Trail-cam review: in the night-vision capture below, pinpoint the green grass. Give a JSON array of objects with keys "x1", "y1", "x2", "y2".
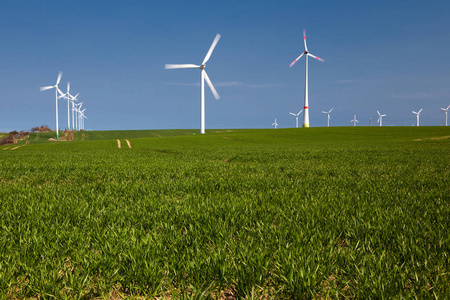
[{"x1": 0, "y1": 127, "x2": 449, "y2": 299}]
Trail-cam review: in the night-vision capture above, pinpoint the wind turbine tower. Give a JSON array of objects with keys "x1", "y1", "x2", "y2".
[
  {"x1": 165, "y1": 34, "x2": 221, "y2": 134},
  {"x1": 441, "y1": 105, "x2": 450, "y2": 126},
  {"x1": 289, "y1": 110, "x2": 303, "y2": 128},
  {"x1": 321, "y1": 108, "x2": 333, "y2": 127},
  {"x1": 40, "y1": 72, "x2": 63, "y2": 139},
  {"x1": 377, "y1": 110, "x2": 386, "y2": 127},
  {"x1": 412, "y1": 109, "x2": 423, "y2": 126},
  {"x1": 272, "y1": 118, "x2": 279, "y2": 129},
  {"x1": 71, "y1": 93, "x2": 79, "y2": 130},
  {"x1": 350, "y1": 114, "x2": 358, "y2": 126},
  {"x1": 289, "y1": 29, "x2": 324, "y2": 128}
]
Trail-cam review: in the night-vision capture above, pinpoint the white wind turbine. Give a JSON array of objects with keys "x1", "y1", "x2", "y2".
[
  {"x1": 79, "y1": 108, "x2": 87, "y2": 130},
  {"x1": 441, "y1": 105, "x2": 450, "y2": 126},
  {"x1": 289, "y1": 110, "x2": 303, "y2": 128},
  {"x1": 165, "y1": 34, "x2": 221, "y2": 134},
  {"x1": 70, "y1": 93, "x2": 79, "y2": 130},
  {"x1": 412, "y1": 109, "x2": 423, "y2": 126},
  {"x1": 272, "y1": 118, "x2": 279, "y2": 129},
  {"x1": 289, "y1": 29, "x2": 324, "y2": 128},
  {"x1": 350, "y1": 114, "x2": 358, "y2": 126},
  {"x1": 57, "y1": 82, "x2": 73, "y2": 130},
  {"x1": 40, "y1": 72, "x2": 63, "y2": 139},
  {"x1": 377, "y1": 110, "x2": 386, "y2": 127},
  {"x1": 321, "y1": 108, "x2": 333, "y2": 127},
  {"x1": 73, "y1": 102, "x2": 83, "y2": 130}
]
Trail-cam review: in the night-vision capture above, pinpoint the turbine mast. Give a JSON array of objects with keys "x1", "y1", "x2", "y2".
[
  {"x1": 200, "y1": 69, "x2": 205, "y2": 134},
  {"x1": 303, "y1": 54, "x2": 309, "y2": 127}
]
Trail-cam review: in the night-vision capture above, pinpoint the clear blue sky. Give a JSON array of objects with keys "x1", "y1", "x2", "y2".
[{"x1": 1, "y1": 0, "x2": 449, "y2": 132}]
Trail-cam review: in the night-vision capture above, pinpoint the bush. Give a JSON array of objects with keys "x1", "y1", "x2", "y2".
[{"x1": 0, "y1": 134, "x2": 16, "y2": 145}]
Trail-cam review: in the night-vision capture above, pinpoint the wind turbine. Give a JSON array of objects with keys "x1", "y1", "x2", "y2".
[
  {"x1": 73, "y1": 102, "x2": 83, "y2": 130},
  {"x1": 321, "y1": 108, "x2": 333, "y2": 127},
  {"x1": 289, "y1": 110, "x2": 303, "y2": 128},
  {"x1": 412, "y1": 109, "x2": 423, "y2": 126},
  {"x1": 350, "y1": 114, "x2": 358, "y2": 126},
  {"x1": 70, "y1": 92, "x2": 79, "y2": 130},
  {"x1": 289, "y1": 29, "x2": 324, "y2": 128},
  {"x1": 79, "y1": 109, "x2": 87, "y2": 130},
  {"x1": 441, "y1": 105, "x2": 450, "y2": 126},
  {"x1": 165, "y1": 34, "x2": 221, "y2": 134},
  {"x1": 57, "y1": 82, "x2": 72, "y2": 130},
  {"x1": 272, "y1": 118, "x2": 279, "y2": 129},
  {"x1": 40, "y1": 72, "x2": 63, "y2": 139},
  {"x1": 377, "y1": 110, "x2": 386, "y2": 127}
]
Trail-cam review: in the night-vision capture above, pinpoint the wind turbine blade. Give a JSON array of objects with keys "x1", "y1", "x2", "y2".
[
  {"x1": 289, "y1": 112, "x2": 296, "y2": 116},
  {"x1": 412, "y1": 111, "x2": 417, "y2": 114},
  {"x1": 377, "y1": 110, "x2": 381, "y2": 116},
  {"x1": 298, "y1": 110, "x2": 303, "y2": 115},
  {"x1": 58, "y1": 94, "x2": 66, "y2": 100},
  {"x1": 40, "y1": 86, "x2": 54, "y2": 91},
  {"x1": 307, "y1": 53, "x2": 324, "y2": 62},
  {"x1": 289, "y1": 53, "x2": 304, "y2": 68},
  {"x1": 329, "y1": 108, "x2": 333, "y2": 113},
  {"x1": 67, "y1": 82, "x2": 70, "y2": 93},
  {"x1": 303, "y1": 29, "x2": 308, "y2": 51},
  {"x1": 418, "y1": 109, "x2": 423, "y2": 113},
  {"x1": 56, "y1": 72, "x2": 62, "y2": 85},
  {"x1": 321, "y1": 111, "x2": 327, "y2": 114},
  {"x1": 165, "y1": 64, "x2": 200, "y2": 69},
  {"x1": 202, "y1": 33, "x2": 221, "y2": 65},
  {"x1": 203, "y1": 71, "x2": 220, "y2": 100}
]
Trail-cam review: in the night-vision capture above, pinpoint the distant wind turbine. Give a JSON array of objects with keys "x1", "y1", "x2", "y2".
[
  {"x1": 289, "y1": 110, "x2": 303, "y2": 128},
  {"x1": 441, "y1": 105, "x2": 450, "y2": 126},
  {"x1": 73, "y1": 102, "x2": 83, "y2": 130},
  {"x1": 412, "y1": 109, "x2": 423, "y2": 126},
  {"x1": 272, "y1": 118, "x2": 278, "y2": 129},
  {"x1": 79, "y1": 108, "x2": 87, "y2": 130},
  {"x1": 321, "y1": 108, "x2": 333, "y2": 127},
  {"x1": 40, "y1": 72, "x2": 63, "y2": 139},
  {"x1": 350, "y1": 114, "x2": 358, "y2": 126},
  {"x1": 289, "y1": 29, "x2": 324, "y2": 128},
  {"x1": 58, "y1": 82, "x2": 73, "y2": 130},
  {"x1": 70, "y1": 93, "x2": 79, "y2": 130},
  {"x1": 165, "y1": 34, "x2": 221, "y2": 134},
  {"x1": 377, "y1": 110, "x2": 386, "y2": 127}
]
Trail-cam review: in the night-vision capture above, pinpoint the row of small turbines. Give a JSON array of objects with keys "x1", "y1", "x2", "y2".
[
  {"x1": 278, "y1": 106, "x2": 450, "y2": 128},
  {"x1": 40, "y1": 72, "x2": 87, "y2": 139}
]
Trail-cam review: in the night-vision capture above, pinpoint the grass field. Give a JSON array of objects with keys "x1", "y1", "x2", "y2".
[{"x1": 0, "y1": 127, "x2": 449, "y2": 299}]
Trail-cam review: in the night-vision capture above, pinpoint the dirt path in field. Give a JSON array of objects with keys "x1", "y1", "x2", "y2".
[
  {"x1": 126, "y1": 139, "x2": 132, "y2": 148},
  {"x1": 35, "y1": 133, "x2": 40, "y2": 140},
  {"x1": 414, "y1": 135, "x2": 450, "y2": 141},
  {"x1": 117, "y1": 140, "x2": 121, "y2": 148},
  {"x1": 10, "y1": 141, "x2": 29, "y2": 150}
]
